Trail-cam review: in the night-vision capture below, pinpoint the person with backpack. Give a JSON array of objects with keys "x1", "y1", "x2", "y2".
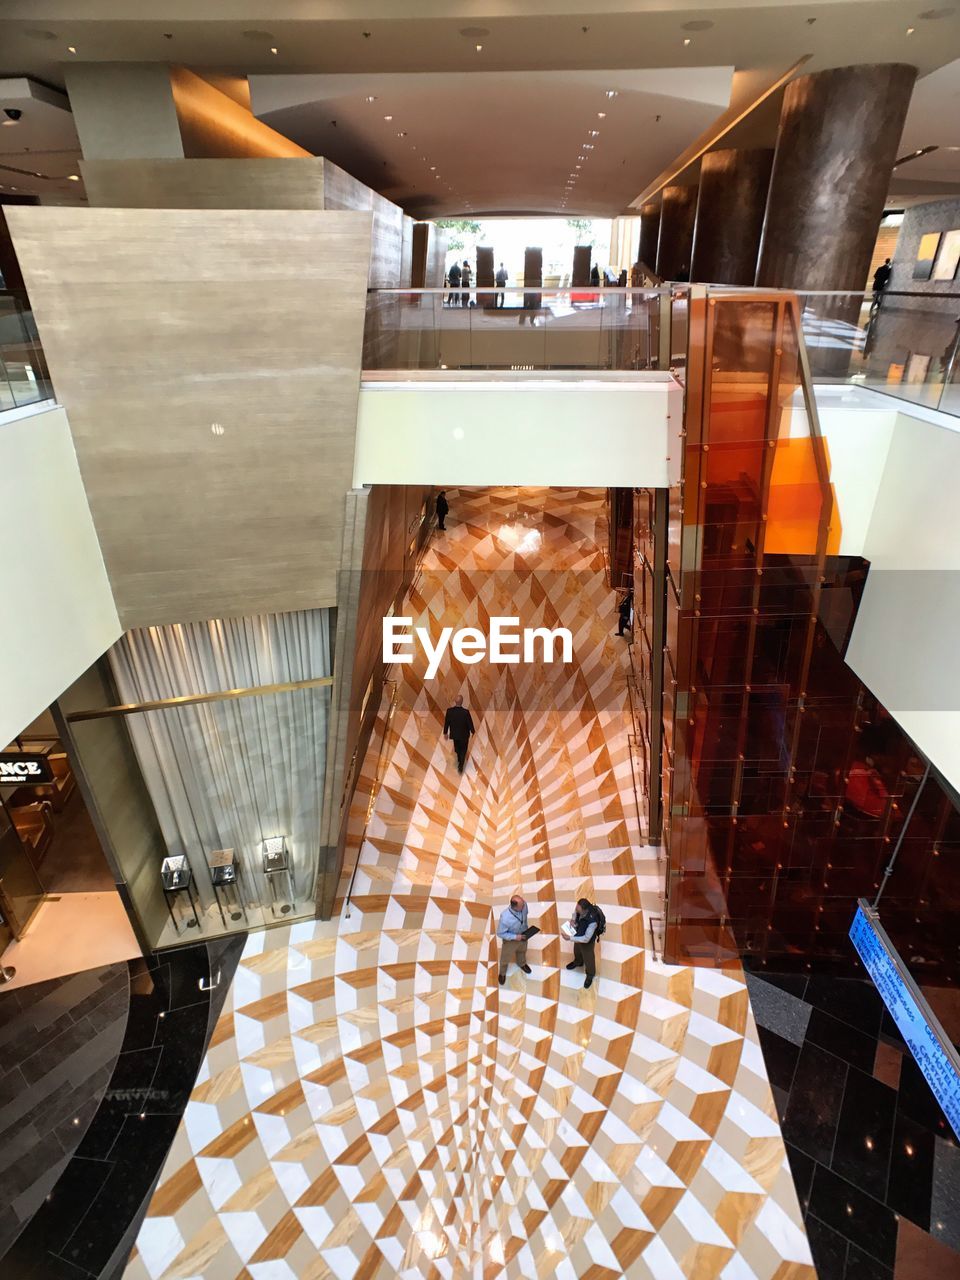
[
  {"x1": 446, "y1": 260, "x2": 462, "y2": 306},
  {"x1": 566, "y1": 897, "x2": 605, "y2": 988}
]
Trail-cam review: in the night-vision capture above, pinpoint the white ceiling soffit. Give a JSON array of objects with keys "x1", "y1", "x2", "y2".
[
  {"x1": 890, "y1": 57, "x2": 960, "y2": 194},
  {"x1": 250, "y1": 67, "x2": 734, "y2": 218},
  {"x1": 0, "y1": 76, "x2": 82, "y2": 201}
]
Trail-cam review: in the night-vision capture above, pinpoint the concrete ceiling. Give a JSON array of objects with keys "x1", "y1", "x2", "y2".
[{"x1": 0, "y1": 1, "x2": 958, "y2": 212}]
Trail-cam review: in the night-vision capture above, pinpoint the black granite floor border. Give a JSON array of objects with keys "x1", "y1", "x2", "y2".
[
  {"x1": 1, "y1": 935, "x2": 244, "y2": 1280},
  {"x1": 744, "y1": 956, "x2": 960, "y2": 1279}
]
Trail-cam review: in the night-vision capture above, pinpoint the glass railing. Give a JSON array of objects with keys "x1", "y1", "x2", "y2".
[
  {"x1": 0, "y1": 289, "x2": 53, "y2": 412},
  {"x1": 361, "y1": 286, "x2": 675, "y2": 372},
  {"x1": 795, "y1": 289, "x2": 960, "y2": 416}
]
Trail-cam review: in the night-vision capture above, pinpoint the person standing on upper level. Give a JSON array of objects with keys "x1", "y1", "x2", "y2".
[{"x1": 495, "y1": 261, "x2": 509, "y2": 308}]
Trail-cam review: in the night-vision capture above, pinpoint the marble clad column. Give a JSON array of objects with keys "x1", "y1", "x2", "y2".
[
  {"x1": 572, "y1": 244, "x2": 592, "y2": 286},
  {"x1": 656, "y1": 185, "x2": 697, "y2": 281},
  {"x1": 638, "y1": 200, "x2": 661, "y2": 272},
  {"x1": 756, "y1": 63, "x2": 916, "y2": 290},
  {"x1": 524, "y1": 245, "x2": 542, "y2": 309},
  {"x1": 475, "y1": 244, "x2": 495, "y2": 307},
  {"x1": 691, "y1": 148, "x2": 773, "y2": 284}
]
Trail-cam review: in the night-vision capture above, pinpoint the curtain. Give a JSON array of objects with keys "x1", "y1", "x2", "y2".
[{"x1": 109, "y1": 610, "x2": 333, "y2": 922}]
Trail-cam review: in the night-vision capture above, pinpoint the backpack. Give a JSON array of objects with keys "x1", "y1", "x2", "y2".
[{"x1": 590, "y1": 903, "x2": 606, "y2": 939}]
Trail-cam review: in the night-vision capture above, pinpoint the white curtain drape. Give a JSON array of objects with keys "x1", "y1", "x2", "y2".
[{"x1": 109, "y1": 610, "x2": 333, "y2": 923}]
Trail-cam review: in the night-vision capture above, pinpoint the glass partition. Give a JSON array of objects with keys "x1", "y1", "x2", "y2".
[
  {"x1": 795, "y1": 288, "x2": 960, "y2": 415},
  {"x1": 362, "y1": 286, "x2": 668, "y2": 372},
  {"x1": 0, "y1": 289, "x2": 53, "y2": 411}
]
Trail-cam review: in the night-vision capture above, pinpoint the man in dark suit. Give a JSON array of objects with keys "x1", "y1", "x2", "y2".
[{"x1": 443, "y1": 694, "x2": 475, "y2": 774}]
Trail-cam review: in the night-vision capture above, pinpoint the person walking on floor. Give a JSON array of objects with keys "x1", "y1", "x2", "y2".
[
  {"x1": 443, "y1": 694, "x2": 475, "y2": 773},
  {"x1": 446, "y1": 260, "x2": 461, "y2": 307},
  {"x1": 566, "y1": 897, "x2": 605, "y2": 988},
  {"x1": 436, "y1": 489, "x2": 449, "y2": 531},
  {"x1": 461, "y1": 259, "x2": 472, "y2": 308},
  {"x1": 495, "y1": 261, "x2": 508, "y2": 308},
  {"x1": 497, "y1": 894, "x2": 532, "y2": 984}
]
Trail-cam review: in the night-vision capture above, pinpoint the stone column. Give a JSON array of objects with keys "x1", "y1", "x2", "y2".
[
  {"x1": 638, "y1": 201, "x2": 661, "y2": 273},
  {"x1": 572, "y1": 244, "x2": 591, "y2": 286},
  {"x1": 691, "y1": 148, "x2": 773, "y2": 284},
  {"x1": 757, "y1": 63, "x2": 916, "y2": 290},
  {"x1": 656, "y1": 185, "x2": 697, "y2": 281},
  {"x1": 524, "y1": 246, "x2": 542, "y2": 310},
  {"x1": 476, "y1": 244, "x2": 495, "y2": 308}
]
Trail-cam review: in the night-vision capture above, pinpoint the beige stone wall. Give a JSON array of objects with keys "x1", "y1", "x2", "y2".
[{"x1": 8, "y1": 206, "x2": 374, "y2": 628}]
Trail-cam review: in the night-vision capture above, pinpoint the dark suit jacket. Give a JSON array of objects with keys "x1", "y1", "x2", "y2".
[{"x1": 443, "y1": 706, "x2": 475, "y2": 742}]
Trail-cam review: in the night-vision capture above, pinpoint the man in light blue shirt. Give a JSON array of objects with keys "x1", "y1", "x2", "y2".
[{"x1": 497, "y1": 895, "x2": 532, "y2": 985}]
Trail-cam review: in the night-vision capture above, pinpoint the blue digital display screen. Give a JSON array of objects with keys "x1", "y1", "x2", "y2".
[{"x1": 850, "y1": 903, "x2": 960, "y2": 1140}]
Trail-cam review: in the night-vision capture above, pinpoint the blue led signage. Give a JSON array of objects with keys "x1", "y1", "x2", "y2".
[{"x1": 850, "y1": 901, "x2": 960, "y2": 1140}]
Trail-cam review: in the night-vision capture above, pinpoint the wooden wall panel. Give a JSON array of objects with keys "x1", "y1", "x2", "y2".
[{"x1": 7, "y1": 207, "x2": 374, "y2": 628}]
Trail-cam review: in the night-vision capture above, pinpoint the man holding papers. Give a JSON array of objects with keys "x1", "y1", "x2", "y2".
[{"x1": 497, "y1": 894, "x2": 536, "y2": 984}]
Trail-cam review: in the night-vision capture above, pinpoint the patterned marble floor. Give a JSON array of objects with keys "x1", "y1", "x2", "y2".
[{"x1": 126, "y1": 487, "x2": 815, "y2": 1280}]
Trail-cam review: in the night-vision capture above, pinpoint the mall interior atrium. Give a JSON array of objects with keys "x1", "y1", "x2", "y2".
[{"x1": 1, "y1": 3, "x2": 960, "y2": 1279}]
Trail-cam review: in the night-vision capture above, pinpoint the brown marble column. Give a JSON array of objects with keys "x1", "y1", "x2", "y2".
[
  {"x1": 691, "y1": 148, "x2": 773, "y2": 284},
  {"x1": 572, "y1": 244, "x2": 591, "y2": 287},
  {"x1": 656, "y1": 185, "x2": 697, "y2": 281},
  {"x1": 476, "y1": 244, "x2": 495, "y2": 307},
  {"x1": 638, "y1": 201, "x2": 660, "y2": 273},
  {"x1": 757, "y1": 63, "x2": 916, "y2": 290}
]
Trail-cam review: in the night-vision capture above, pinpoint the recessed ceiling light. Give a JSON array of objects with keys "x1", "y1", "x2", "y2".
[
  {"x1": 67, "y1": 174, "x2": 80, "y2": 181},
  {"x1": 605, "y1": 90, "x2": 619, "y2": 99},
  {"x1": 270, "y1": 46, "x2": 278, "y2": 54},
  {"x1": 67, "y1": 45, "x2": 77, "y2": 53},
  {"x1": 583, "y1": 144, "x2": 594, "y2": 150},
  {"x1": 597, "y1": 112, "x2": 606, "y2": 119},
  {"x1": 906, "y1": 25, "x2": 915, "y2": 33},
  {"x1": 589, "y1": 130, "x2": 599, "y2": 137},
  {"x1": 476, "y1": 43, "x2": 483, "y2": 52},
  {"x1": 1, "y1": 120, "x2": 17, "y2": 128},
  {"x1": 430, "y1": 165, "x2": 436, "y2": 170},
  {"x1": 397, "y1": 131, "x2": 407, "y2": 137},
  {"x1": 384, "y1": 114, "x2": 393, "y2": 121},
  {"x1": 365, "y1": 95, "x2": 377, "y2": 102},
  {"x1": 575, "y1": 164, "x2": 582, "y2": 169},
  {"x1": 683, "y1": 37, "x2": 692, "y2": 45}
]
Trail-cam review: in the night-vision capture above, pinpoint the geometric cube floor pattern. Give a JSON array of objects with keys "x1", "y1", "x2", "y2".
[{"x1": 127, "y1": 487, "x2": 815, "y2": 1279}]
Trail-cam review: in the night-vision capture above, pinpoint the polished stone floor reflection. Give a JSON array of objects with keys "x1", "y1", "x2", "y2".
[{"x1": 126, "y1": 487, "x2": 814, "y2": 1279}]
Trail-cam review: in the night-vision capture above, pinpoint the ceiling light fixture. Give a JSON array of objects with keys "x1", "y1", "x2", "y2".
[
  {"x1": 476, "y1": 43, "x2": 483, "y2": 52},
  {"x1": 683, "y1": 37, "x2": 692, "y2": 45},
  {"x1": 384, "y1": 114, "x2": 393, "y2": 121},
  {"x1": 605, "y1": 90, "x2": 619, "y2": 99},
  {"x1": 67, "y1": 174, "x2": 80, "y2": 181},
  {"x1": 589, "y1": 129, "x2": 599, "y2": 137},
  {"x1": 397, "y1": 130, "x2": 407, "y2": 137},
  {"x1": 906, "y1": 25, "x2": 915, "y2": 32},
  {"x1": 597, "y1": 112, "x2": 606, "y2": 119},
  {"x1": 365, "y1": 95, "x2": 376, "y2": 102},
  {"x1": 270, "y1": 46, "x2": 278, "y2": 54},
  {"x1": 67, "y1": 45, "x2": 76, "y2": 53}
]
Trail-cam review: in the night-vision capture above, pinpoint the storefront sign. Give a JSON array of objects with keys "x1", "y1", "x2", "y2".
[
  {"x1": 850, "y1": 901, "x2": 960, "y2": 1139},
  {"x1": 0, "y1": 753, "x2": 54, "y2": 784}
]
